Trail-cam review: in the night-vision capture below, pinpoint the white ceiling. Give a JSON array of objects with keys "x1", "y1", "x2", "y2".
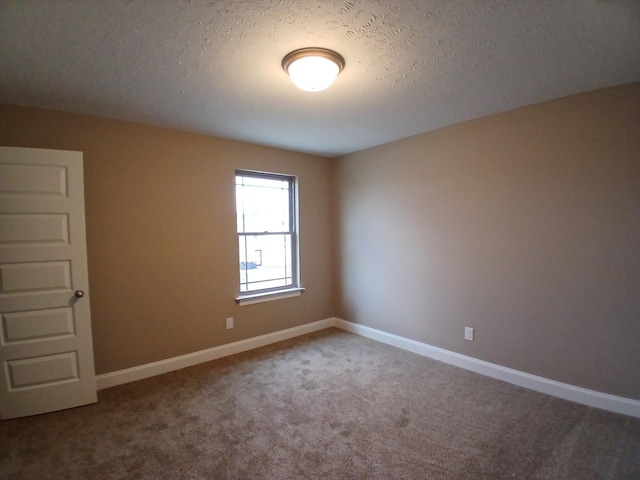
[{"x1": 1, "y1": 1, "x2": 639, "y2": 157}]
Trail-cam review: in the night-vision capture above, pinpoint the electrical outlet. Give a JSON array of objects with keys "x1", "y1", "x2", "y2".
[
  {"x1": 226, "y1": 317, "x2": 234, "y2": 329},
  {"x1": 464, "y1": 327, "x2": 474, "y2": 341}
]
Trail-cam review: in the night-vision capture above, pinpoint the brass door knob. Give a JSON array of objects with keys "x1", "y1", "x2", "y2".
[{"x1": 74, "y1": 290, "x2": 85, "y2": 298}]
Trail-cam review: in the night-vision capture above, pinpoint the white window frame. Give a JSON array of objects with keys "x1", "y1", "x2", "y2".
[{"x1": 235, "y1": 170, "x2": 303, "y2": 305}]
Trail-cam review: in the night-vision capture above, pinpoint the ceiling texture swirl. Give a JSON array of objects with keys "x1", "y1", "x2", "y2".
[{"x1": 1, "y1": 0, "x2": 639, "y2": 157}]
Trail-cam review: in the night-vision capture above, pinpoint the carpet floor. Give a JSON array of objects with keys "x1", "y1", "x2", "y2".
[{"x1": 1, "y1": 327, "x2": 639, "y2": 479}]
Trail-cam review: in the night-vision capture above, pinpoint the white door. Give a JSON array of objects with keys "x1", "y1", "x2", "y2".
[{"x1": 0, "y1": 146, "x2": 97, "y2": 419}]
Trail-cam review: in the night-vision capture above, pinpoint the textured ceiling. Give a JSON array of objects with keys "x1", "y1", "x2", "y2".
[{"x1": 1, "y1": 0, "x2": 639, "y2": 157}]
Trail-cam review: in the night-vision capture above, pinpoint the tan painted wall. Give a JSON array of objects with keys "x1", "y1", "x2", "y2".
[
  {"x1": 2, "y1": 83, "x2": 638, "y2": 401},
  {"x1": 0, "y1": 106, "x2": 334, "y2": 375},
  {"x1": 333, "y1": 83, "x2": 640, "y2": 400}
]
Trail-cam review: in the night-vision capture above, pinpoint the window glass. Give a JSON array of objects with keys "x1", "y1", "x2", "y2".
[{"x1": 236, "y1": 171, "x2": 298, "y2": 294}]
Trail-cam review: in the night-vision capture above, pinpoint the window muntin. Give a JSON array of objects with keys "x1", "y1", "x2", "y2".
[{"x1": 236, "y1": 171, "x2": 298, "y2": 295}]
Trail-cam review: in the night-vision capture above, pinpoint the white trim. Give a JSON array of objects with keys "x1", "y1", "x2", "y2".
[
  {"x1": 236, "y1": 287, "x2": 305, "y2": 306},
  {"x1": 96, "y1": 318, "x2": 333, "y2": 390},
  {"x1": 333, "y1": 318, "x2": 640, "y2": 419},
  {"x1": 96, "y1": 316, "x2": 640, "y2": 418}
]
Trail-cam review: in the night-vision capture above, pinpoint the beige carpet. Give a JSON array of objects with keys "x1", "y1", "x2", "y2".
[{"x1": 1, "y1": 328, "x2": 639, "y2": 479}]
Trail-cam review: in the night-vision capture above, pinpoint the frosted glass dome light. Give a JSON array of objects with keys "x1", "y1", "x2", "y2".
[{"x1": 282, "y1": 48, "x2": 345, "y2": 92}]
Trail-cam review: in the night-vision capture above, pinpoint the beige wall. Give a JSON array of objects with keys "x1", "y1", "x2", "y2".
[
  {"x1": 333, "y1": 83, "x2": 640, "y2": 400},
  {"x1": 2, "y1": 83, "x2": 638, "y2": 401},
  {"x1": 0, "y1": 106, "x2": 334, "y2": 374}
]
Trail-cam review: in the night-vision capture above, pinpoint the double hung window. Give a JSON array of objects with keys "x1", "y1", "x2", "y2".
[{"x1": 235, "y1": 170, "x2": 300, "y2": 298}]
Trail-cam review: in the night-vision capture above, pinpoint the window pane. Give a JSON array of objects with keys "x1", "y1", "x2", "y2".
[
  {"x1": 235, "y1": 176, "x2": 245, "y2": 233},
  {"x1": 238, "y1": 234, "x2": 292, "y2": 292},
  {"x1": 236, "y1": 175, "x2": 290, "y2": 233},
  {"x1": 238, "y1": 235, "x2": 248, "y2": 288},
  {"x1": 236, "y1": 170, "x2": 298, "y2": 295}
]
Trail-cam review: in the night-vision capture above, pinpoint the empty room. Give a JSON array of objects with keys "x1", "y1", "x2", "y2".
[{"x1": 0, "y1": 1, "x2": 639, "y2": 478}]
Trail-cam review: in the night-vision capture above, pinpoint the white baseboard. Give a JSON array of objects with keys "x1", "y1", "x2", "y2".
[
  {"x1": 333, "y1": 318, "x2": 640, "y2": 419},
  {"x1": 96, "y1": 318, "x2": 334, "y2": 390},
  {"x1": 97, "y1": 316, "x2": 640, "y2": 418}
]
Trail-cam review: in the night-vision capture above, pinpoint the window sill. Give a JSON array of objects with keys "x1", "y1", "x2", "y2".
[{"x1": 236, "y1": 287, "x2": 305, "y2": 306}]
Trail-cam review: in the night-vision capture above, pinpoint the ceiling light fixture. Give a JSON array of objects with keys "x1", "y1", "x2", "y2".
[{"x1": 282, "y1": 47, "x2": 345, "y2": 92}]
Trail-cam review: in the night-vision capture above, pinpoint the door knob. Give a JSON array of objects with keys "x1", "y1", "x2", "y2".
[{"x1": 74, "y1": 290, "x2": 85, "y2": 298}]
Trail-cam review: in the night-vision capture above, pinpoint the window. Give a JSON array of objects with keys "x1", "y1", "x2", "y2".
[{"x1": 235, "y1": 170, "x2": 301, "y2": 302}]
